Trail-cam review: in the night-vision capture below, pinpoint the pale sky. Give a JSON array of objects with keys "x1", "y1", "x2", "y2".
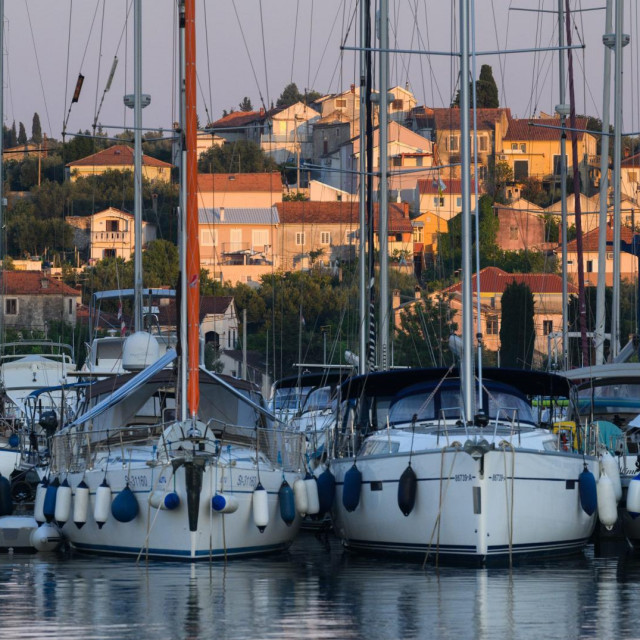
[{"x1": 2, "y1": 1, "x2": 636, "y2": 142}]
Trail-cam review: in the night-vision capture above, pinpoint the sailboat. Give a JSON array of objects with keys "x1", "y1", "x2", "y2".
[
  {"x1": 36, "y1": 0, "x2": 305, "y2": 559},
  {"x1": 327, "y1": 0, "x2": 601, "y2": 564}
]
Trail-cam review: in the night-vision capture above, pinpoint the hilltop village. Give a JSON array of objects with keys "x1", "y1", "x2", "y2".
[{"x1": 2, "y1": 73, "x2": 638, "y2": 382}]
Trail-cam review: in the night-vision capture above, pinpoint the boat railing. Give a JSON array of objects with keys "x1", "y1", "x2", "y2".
[
  {"x1": 436, "y1": 407, "x2": 466, "y2": 446},
  {"x1": 50, "y1": 420, "x2": 306, "y2": 475},
  {"x1": 492, "y1": 408, "x2": 522, "y2": 445}
]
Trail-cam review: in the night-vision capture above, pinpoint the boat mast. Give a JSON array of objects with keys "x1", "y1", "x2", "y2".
[
  {"x1": 557, "y1": 0, "x2": 569, "y2": 370},
  {"x1": 378, "y1": 0, "x2": 389, "y2": 371},
  {"x1": 611, "y1": 0, "x2": 626, "y2": 359},
  {"x1": 0, "y1": 0, "x2": 3, "y2": 346},
  {"x1": 133, "y1": 0, "x2": 143, "y2": 332},
  {"x1": 358, "y1": 0, "x2": 367, "y2": 375},
  {"x1": 459, "y1": 0, "x2": 474, "y2": 422},
  {"x1": 595, "y1": 0, "x2": 613, "y2": 365},
  {"x1": 565, "y1": 0, "x2": 589, "y2": 366},
  {"x1": 185, "y1": 0, "x2": 200, "y2": 420}
]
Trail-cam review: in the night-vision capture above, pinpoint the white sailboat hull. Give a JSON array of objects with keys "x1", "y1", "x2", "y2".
[
  {"x1": 331, "y1": 447, "x2": 598, "y2": 563},
  {"x1": 60, "y1": 461, "x2": 301, "y2": 560}
]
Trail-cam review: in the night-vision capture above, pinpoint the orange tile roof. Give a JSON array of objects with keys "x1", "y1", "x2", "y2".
[
  {"x1": 443, "y1": 266, "x2": 576, "y2": 295},
  {"x1": 276, "y1": 201, "x2": 413, "y2": 233},
  {"x1": 208, "y1": 110, "x2": 267, "y2": 129},
  {"x1": 67, "y1": 144, "x2": 173, "y2": 168},
  {"x1": 1, "y1": 272, "x2": 81, "y2": 296},
  {"x1": 197, "y1": 172, "x2": 282, "y2": 193},
  {"x1": 418, "y1": 178, "x2": 475, "y2": 195},
  {"x1": 621, "y1": 153, "x2": 640, "y2": 168},
  {"x1": 432, "y1": 108, "x2": 511, "y2": 131},
  {"x1": 566, "y1": 224, "x2": 635, "y2": 251},
  {"x1": 503, "y1": 118, "x2": 588, "y2": 142}
]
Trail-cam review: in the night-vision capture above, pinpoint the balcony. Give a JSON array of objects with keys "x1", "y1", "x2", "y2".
[{"x1": 92, "y1": 231, "x2": 131, "y2": 243}]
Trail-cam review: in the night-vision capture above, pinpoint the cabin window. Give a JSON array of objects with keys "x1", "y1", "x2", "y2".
[
  {"x1": 5, "y1": 299, "x2": 17, "y2": 315},
  {"x1": 543, "y1": 320, "x2": 553, "y2": 335},
  {"x1": 320, "y1": 232, "x2": 331, "y2": 245},
  {"x1": 296, "y1": 232, "x2": 305, "y2": 246}
]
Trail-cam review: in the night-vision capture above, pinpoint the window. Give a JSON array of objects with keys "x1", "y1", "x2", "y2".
[
  {"x1": 323, "y1": 139, "x2": 328, "y2": 154},
  {"x1": 392, "y1": 99, "x2": 404, "y2": 110},
  {"x1": 514, "y1": 160, "x2": 529, "y2": 180},
  {"x1": 553, "y1": 154, "x2": 562, "y2": 175},
  {"x1": 103, "y1": 248, "x2": 116, "y2": 259},
  {"x1": 456, "y1": 197, "x2": 462, "y2": 207},
  {"x1": 320, "y1": 231, "x2": 331, "y2": 245},
  {"x1": 478, "y1": 136, "x2": 488, "y2": 152},
  {"x1": 449, "y1": 135, "x2": 459, "y2": 152},
  {"x1": 252, "y1": 229, "x2": 269, "y2": 248},
  {"x1": 543, "y1": 320, "x2": 553, "y2": 336},
  {"x1": 336, "y1": 98, "x2": 347, "y2": 108},
  {"x1": 520, "y1": 143, "x2": 527, "y2": 153},
  {"x1": 416, "y1": 156, "x2": 423, "y2": 167},
  {"x1": 606, "y1": 252, "x2": 614, "y2": 260},
  {"x1": 296, "y1": 232, "x2": 306, "y2": 246},
  {"x1": 201, "y1": 228, "x2": 217, "y2": 246},
  {"x1": 392, "y1": 156, "x2": 402, "y2": 167},
  {"x1": 5, "y1": 299, "x2": 17, "y2": 315},
  {"x1": 511, "y1": 143, "x2": 519, "y2": 151},
  {"x1": 230, "y1": 229, "x2": 242, "y2": 251},
  {"x1": 434, "y1": 197, "x2": 445, "y2": 207},
  {"x1": 68, "y1": 299, "x2": 73, "y2": 315},
  {"x1": 486, "y1": 316, "x2": 498, "y2": 335},
  {"x1": 629, "y1": 171, "x2": 638, "y2": 183},
  {"x1": 586, "y1": 260, "x2": 594, "y2": 272},
  {"x1": 477, "y1": 165, "x2": 488, "y2": 181},
  {"x1": 106, "y1": 220, "x2": 119, "y2": 232},
  {"x1": 510, "y1": 225, "x2": 519, "y2": 240}
]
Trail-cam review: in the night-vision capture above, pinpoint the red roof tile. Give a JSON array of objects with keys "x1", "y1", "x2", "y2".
[
  {"x1": 1, "y1": 272, "x2": 81, "y2": 296},
  {"x1": 67, "y1": 144, "x2": 173, "y2": 168},
  {"x1": 197, "y1": 172, "x2": 282, "y2": 193},
  {"x1": 432, "y1": 108, "x2": 511, "y2": 131},
  {"x1": 276, "y1": 201, "x2": 413, "y2": 233},
  {"x1": 621, "y1": 153, "x2": 640, "y2": 168},
  {"x1": 566, "y1": 224, "x2": 635, "y2": 251},
  {"x1": 503, "y1": 118, "x2": 588, "y2": 142},
  {"x1": 208, "y1": 110, "x2": 267, "y2": 129},
  {"x1": 418, "y1": 178, "x2": 475, "y2": 195},
  {"x1": 443, "y1": 266, "x2": 576, "y2": 295}
]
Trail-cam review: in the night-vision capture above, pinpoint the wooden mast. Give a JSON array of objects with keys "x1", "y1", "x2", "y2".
[{"x1": 185, "y1": 0, "x2": 200, "y2": 418}]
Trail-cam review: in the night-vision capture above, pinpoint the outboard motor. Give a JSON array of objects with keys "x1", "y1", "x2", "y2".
[{"x1": 39, "y1": 410, "x2": 58, "y2": 438}]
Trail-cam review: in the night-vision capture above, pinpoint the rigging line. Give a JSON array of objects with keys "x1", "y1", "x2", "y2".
[
  {"x1": 315, "y1": 1, "x2": 357, "y2": 90},
  {"x1": 258, "y1": 0, "x2": 270, "y2": 109},
  {"x1": 419, "y1": 0, "x2": 444, "y2": 107},
  {"x1": 196, "y1": 73, "x2": 212, "y2": 126},
  {"x1": 63, "y1": 1, "x2": 73, "y2": 135},
  {"x1": 307, "y1": 0, "x2": 314, "y2": 97},
  {"x1": 92, "y1": 0, "x2": 107, "y2": 131},
  {"x1": 290, "y1": 0, "x2": 300, "y2": 84},
  {"x1": 492, "y1": 0, "x2": 509, "y2": 109},
  {"x1": 24, "y1": 0, "x2": 53, "y2": 136},
  {"x1": 230, "y1": 0, "x2": 267, "y2": 111},
  {"x1": 202, "y1": 0, "x2": 214, "y2": 125}
]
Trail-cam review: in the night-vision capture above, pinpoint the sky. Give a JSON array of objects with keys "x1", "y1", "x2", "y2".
[{"x1": 2, "y1": 1, "x2": 638, "y2": 143}]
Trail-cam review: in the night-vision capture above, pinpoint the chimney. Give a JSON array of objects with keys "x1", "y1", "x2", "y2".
[
  {"x1": 350, "y1": 84, "x2": 355, "y2": 93},
  {"x1": 403, "y1": 202, "x2": 409, "y2": 217},
  {"x1": 392, "y1": 289, "x2": 400, "y2": 311},
  {"x1": 219, "y1": 207, "x2": 225, "y2": 222},
  {"x1": 625, "y1": 148, "x2": 631, "y2": 158}
]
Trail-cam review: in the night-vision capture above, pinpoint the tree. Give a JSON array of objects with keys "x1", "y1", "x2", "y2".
[
  {"x1": 276, "y1": 83, "x2": 303, "y2": 108},
  {"x1": 10, "y1": 121, "x2": 17, "y2": 147},
  {"x1": 197, "y1": 140, "x2": 279, "y2": 173},
  {"x1": 32, "y1": 112, "x2": 42, "y2": 144},
  {"x1": 452, "y1": 64, "x2": 499, "y2": 109},
  {"x1": 142, "y1": 239, "x2": 179, "y2": 287},
  {"x1": 499, "y1": 281, "x2": 535, "y2": 369},
  {"x1": 488, "y1": 159, "x2": 513, "y2": 202},
  {"x1": 18, "y1": 122, "x2": 27, "y2": 145},
  {"x1": 238, "y1": 97, "x2": 253, "y2": 112}
]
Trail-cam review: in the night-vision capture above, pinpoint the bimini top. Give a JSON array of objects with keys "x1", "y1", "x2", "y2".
[{"x1": 339, "y1": 367, "x2": 572, "y2": 400}]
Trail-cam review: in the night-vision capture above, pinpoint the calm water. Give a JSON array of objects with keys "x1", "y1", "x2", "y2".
[{"x1": 0, "y1": 533, "x2": 639, "y2": 640}]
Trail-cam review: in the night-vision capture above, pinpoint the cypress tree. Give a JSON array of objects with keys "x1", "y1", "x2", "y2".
[
  {"x1": 18, "y1": 122, "x2": 27, "y2": 145},
  {"x1": 499, "y1": 281, "x2": 535, "y2": 369},
  {"x1": 32, "y1": 112, "x2": 42, "y2": 144}
]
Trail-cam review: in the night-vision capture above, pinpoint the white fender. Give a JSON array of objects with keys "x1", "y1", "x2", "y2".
[
  {"x1": 597, "y1": 472, "x2": 618, "y2": 529},
  {"x1": 34, "y1": 482, "x2": 47, "y2": 525},
  {"x1": 54, "y1": 482, "x2": 72, "y2": 526},
  {"x1": 252, "y1": 484, "x2": 269, "y2": 531},
  {"x1": 94, "y1": 482, "x2": 112, "y2": 529},
  {"x1": 149, "y1": 490, "x2": 180, "y2": 510},
  {"x1": 30, "y1": 523, "x2": 63, "y2": 552},
  {"x1": 73, "y1": 482, "x2": 90, "y2": 529},
  {"x1": 305, "y1": 476, "x2": 320, "y2": 515},
  {"x1": 627, "y1": 474, "x2": 640, "y2": 517},
  {"x1": 293, "y1": 478, "x2": 308, "y2": 516},
  {"x1": 211, "y1": 493, "x2": 239, "y2": 514},
  {"x1": 601, "y1": 451, "x2": 622, "y2": 502}
]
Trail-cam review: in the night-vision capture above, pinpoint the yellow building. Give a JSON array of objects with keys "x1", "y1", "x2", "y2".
[
  {"x1": 498, "y1": 116, "x2": 599, "y2": 191},
  {"x1": 66, "y1": 144, "x2": 173, "y2": 182}
]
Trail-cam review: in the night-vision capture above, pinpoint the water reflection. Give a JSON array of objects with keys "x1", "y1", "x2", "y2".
[{"x1": 0, "y1": 537, "x2": 639, "y2": 639}]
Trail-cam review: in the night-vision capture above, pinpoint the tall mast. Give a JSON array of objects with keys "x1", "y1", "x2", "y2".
[
  {"x1": 358, "y1": 0, "x2": 367, "y2": 375},
  {"x1": 595, "y1": 0, "x2": 613, "y2": 365},
  {"x1": 133, "y1": 0, "x2": 143, "y2": 332},
  {"x1": 185, "y1": 0, "x2": 200, "y2": 419},
  {"x1": 459, "y1": 0, "x2": 474, "y2": 422},
  {"x1": 378, "y1": 0, "x2": 390, "y2": 370},
  {"x1": 0, "y1": 0, "x2": 4, "y2": 345},
  {"x1": 558, "y1": 0, "x2": 569, "y2": 370},
  {"x1": 611, "y1": 0, "x2": 626, "y2": 358}
]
